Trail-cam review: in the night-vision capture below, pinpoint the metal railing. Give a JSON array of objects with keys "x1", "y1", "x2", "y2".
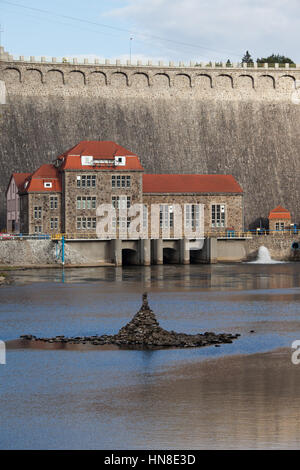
[
  {"x1": 0, "y1": 233, "x2": 51, "y2": 240},
  {"x1": 1, "y1": 229, "x2": 298, "y2": 241}
]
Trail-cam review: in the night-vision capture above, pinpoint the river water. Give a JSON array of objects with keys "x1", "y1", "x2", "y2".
[{"x1": 1, "y1": 263, "x2": 300, "y2": 449}]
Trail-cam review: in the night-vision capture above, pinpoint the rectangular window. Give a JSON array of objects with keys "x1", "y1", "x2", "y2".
[
  {"x1": 50, "y1": 196, "x2": 58, "y2": 210},
  {"x1": 159, "y1": 205, "x2": 174, "y2": 229},
  {"x1": 185, "y1": 204, "x2": 200, "y2": 230},
  {"x1": 34, "y1": 226, "x2": 42, "y2": 233},
  {"x1": 76, "y1": 217, "x2": 96, "y2": 230},
  {"x1": 275, "y1": 222, "x2": 285, "y2": 231},
  {"x1": 77, "y1": 196, "x2": 96, "y2": 210},
  {"x1": 50, "y1": 217, "x2": 59, "y2": 230},
  {"x1": 34, "y1": 206, "x2": 42, "y2": 219},
  {"x1": 211, "y1": 204, "x2": 225, "y2": 228},
  {"x1": 112, "y1": 175, "x2": 131, "y2": 188},
  {"x1": 77, "y1": 175, "x2": 96, "y2": 188},
  {"x1": 112, "y1": 196, "x2": 131, "y2": 210}
]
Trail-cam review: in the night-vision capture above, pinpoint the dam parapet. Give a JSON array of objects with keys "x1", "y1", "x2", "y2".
[
  {"x1": 1, "y1": 48, "x2": 300, "y2": 98},
  {"x1": 1, "y1": 47, "x2": 300, "y2": 70}
]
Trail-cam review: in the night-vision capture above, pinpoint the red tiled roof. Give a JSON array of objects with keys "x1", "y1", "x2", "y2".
[
  {"x1": 22, "y1": 164, "x2": 62, "y2": 193},
  {"x1": 268, "y1": 205, "x2": 291, "y2": 220},
  {"x1": 61, "y1": 154, "x2": 143, "y2": 171},
  {"x1": 13, "y1": 173, "x2": 32, "y2": 190},
  {"x1": 59, "y1": 141, "x2": 137, "y2": 159},
  {"x1": 58, "y1": 141, "x2": 144, "y2": 171},
  {"x1": 6, "y1": 172, "x2": 32, "y2": 195},
  {"x1": 142, "y1": 174, "x2": 243, "y2": 194}
]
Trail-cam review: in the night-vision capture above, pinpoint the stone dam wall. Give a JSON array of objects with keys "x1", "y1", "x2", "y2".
[{"x1": 1, "y1": 50, "x2": 300, "y2": 228}]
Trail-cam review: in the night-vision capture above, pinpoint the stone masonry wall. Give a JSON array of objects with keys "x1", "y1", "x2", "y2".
[
  {"x1": 0, "y1": 239, "x2": 98, "y2": 266},
  {"x1": 63, "y1": 170, "x2": 143, "y2": 234},
  {"x1": 244, "y1": 234, "x2": 300, "y2": 261},
  {"x1": 143, "y1": 193, "x2": 243, "y2": 235},
  {"x1": 1, "y1": 57, "x2": 300, "y2": 230},
  {"x1": 269, "y1": 217, "x2": 292, "y2": 232},
  {"x1": 28, "y1": 192, "x2": 62, "y2": 234}
]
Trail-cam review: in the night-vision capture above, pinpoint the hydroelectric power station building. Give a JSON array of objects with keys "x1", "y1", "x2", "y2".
[{"x1": 6, "y1": 141, "x2": 244, "y2": 265}]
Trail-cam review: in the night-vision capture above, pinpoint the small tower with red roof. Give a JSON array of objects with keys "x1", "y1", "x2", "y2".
[{"x1": 268, "y1": 205, "x2": 291, "y2": 232}]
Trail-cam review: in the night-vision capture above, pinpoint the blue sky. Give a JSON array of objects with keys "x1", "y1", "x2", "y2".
[{"x1": 1, "y1": 0, "x2": 299, "y2": 63}]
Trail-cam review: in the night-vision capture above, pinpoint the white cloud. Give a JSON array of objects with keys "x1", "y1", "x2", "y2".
[{"x1": 104, "y1": 0, "x2": 300, "y2": 61}]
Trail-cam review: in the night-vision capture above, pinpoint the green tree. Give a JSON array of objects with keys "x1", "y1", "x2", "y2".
[
  {"x1": 226, "y1": 59, "x2": 232, "y2": 67},
  {"x1": 241, "y1": 50, "x2": 253, "y2": 64},
  {"x1": 256, "y1": 53, "x2": 295, "y2": 64}
]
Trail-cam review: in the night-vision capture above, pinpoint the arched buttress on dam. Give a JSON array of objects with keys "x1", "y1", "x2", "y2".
[{"x1": 1, "y1": 57, "x2": 300, "y2": 228}]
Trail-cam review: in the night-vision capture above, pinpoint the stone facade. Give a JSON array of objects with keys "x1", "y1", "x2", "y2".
[
  {"x1": 19, "y1": 192, "x2": 62, "y2": 234},
  {"x1": 62, "y1": 170, "x2": 142, "y2": 234},
  {"x1": 15, "y1": 142, "x2": 243, "y2": 237},
  {"x1": 1, "y1": 54, "x2": 300, "y2": 233},
  {"x1": 269, "y1": 217, "x2": 292, "y2": 232},
  {"x1": 143, "y1": 193, "x2": 244, "y2": 236}
]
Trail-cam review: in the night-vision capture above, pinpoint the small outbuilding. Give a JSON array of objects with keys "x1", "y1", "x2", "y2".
[{"x1": 268, "y1": 205, "x2": 291, "y2": 232}]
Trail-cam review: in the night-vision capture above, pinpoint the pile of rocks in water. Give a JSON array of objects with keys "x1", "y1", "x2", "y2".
[
  {"x1": 0, "y1": 273, "x2": 11, "y2": 286},
  {"x1": 20, "y1": 293, "x2": 240, "y2": 349}
]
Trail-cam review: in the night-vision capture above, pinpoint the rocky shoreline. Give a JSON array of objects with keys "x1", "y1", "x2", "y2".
[{"x1": 20, "y1": 293, "x2": 240, "y2": 350}]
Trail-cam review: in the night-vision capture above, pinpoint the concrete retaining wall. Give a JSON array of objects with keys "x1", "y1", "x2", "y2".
[
  {"x1": 0, "y1": 236, "x2": 299, "y2": 267},
  {"x1": 217, "y1": 235, "x2": 300, "y2": 262}
]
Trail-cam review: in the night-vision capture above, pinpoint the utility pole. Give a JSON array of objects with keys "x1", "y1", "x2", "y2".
[{"x1": 129, "y1": 37, "x2": 133, "y2": 62}]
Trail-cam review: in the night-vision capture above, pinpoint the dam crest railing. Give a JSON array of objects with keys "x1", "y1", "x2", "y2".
[{"x1": 1, "y1": 47, "x2": 300, "y2": 70}]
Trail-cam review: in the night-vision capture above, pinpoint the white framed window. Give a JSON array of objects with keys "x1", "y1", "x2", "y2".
[
  {"x1": 34, "y1": 206, "x2": 42, "y2": 219},
  {"x1": 185, "y1": 204, "x2": 200, "y2": 230},
  {"x1": 76, "y1": 175, "x2": 96, "y2": 188},
  {"x1": 81, "y1": 156, "x2": 93, "y2": 166},
  {"x1": 159, "y1": 205, "x2": 174, "y2": 229},
  {"x1": 44, "y1": 182, "x2": 52, "y2": 188},
  {"x1": 76, "y1": 217, "x2": 96, "y2": 230},
  {"x1": 112, "y1": 195, "x2": 131, "y2": 210},
  {"x1": 114, "y1": 156, "x2": 126, "y2": 166},
  {"x1": 275, "y1": 222, "x2": 285, "y2": 231},
  {"x1": 50, "y1": 217, "x2": 58, "y2": 230},
  {"x1": 112, "y1": 175, "x2": 131, "y2": 188},
  {"x1": 211, "y1": 204, "x2": 225, "y2": 228},
  {"x1": 76, "y1": 196, "x2": 96, "y2": 210},
  {"x1": 50, "y1": 196, "x2": 58, "y2": 209}
]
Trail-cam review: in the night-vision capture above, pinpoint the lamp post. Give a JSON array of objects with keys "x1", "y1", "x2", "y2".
[{"x1": 130, "y1": 37, "x2": 133, "y2": 62}]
